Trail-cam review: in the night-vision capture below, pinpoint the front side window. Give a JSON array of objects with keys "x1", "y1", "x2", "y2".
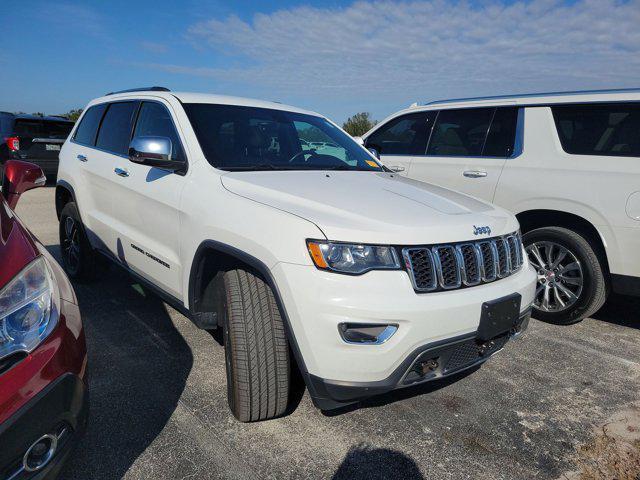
[
  {"x1": 427, "y1": 108, "x2": 494, "y2": 157},
  {"x1": 552, "y1": 103, "x2": 640, "y2": 157},
  {"x1": 133, "y1": 102, "x2": 185, "y2": 161},
  {"x1": 74, "y1": 104, "x2": 107, "y2": 146},
  {"x1": 366, "y1": 112, "x2": 434, "y2": 155},
  {"x1": 96, "y1": 102, "x2": 138, "y2": 155},
  {"x1": 184, "y1": 104, "x2": 382, "y2": 171}
]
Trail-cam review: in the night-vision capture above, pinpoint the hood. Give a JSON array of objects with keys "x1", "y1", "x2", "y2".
[
  {"x1": 221, "y1": 171, "x2": 518, "y2": 245},
  {"x1": 0, "y1": 194, "x2": 39, "y2": 289}
]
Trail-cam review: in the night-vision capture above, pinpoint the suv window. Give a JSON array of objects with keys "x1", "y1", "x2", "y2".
[
  {"x1": 483, "y1": 107, "x2": 518, "y2": 157},
  {"x1": 427, "y1": 108, "x2": 494, "y2": 157},
  {"x1": 552, "y1": 103, "x2": 640, "y2": 157},
  {"x1": 96, "y1": 102, "x2": 138, "y2": 155},
  {"x1": 133, "y1": 102, "x2": 185, "y2": 161},
  {"x1": 366, "y1": 112, "x2": 434, "y2": 155},
  {"x1": 14, "y1": 119, "x2": 73, "y2": 139},
  {"x1": 74, "y1": 104, "x2": 107, "y2": 146},
  {"x1": 1, "y1": 115, "x2": 13, "y2": 134}
]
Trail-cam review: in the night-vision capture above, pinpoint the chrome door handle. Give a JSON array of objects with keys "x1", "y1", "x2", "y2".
[
  {"x1": 389, "y1": 165, "x2": 405, "y2": 172},
  {"x1": 463, "y1": 170, "x2": 487, "y2": 178},
  {"x1": 77, "y1": 154, "x2": 87, "y2": 162},
  {"x1": 114, "y1": 167, "x2": 129, "y2": 177}
]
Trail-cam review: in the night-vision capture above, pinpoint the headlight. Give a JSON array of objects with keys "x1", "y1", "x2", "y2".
[
  {"x1": 307, "y1": 240, "x2": 401, "y2": 274},
  {"x1": 0, "y1": 257, "x2": 58, "y2": 360}
]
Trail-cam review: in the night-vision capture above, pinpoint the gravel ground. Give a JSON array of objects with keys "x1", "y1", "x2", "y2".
[{"x1": 15, "y1": 186, "x2": 640, "y2": 480}]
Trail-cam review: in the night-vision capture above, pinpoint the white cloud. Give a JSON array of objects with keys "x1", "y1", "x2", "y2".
[{"x1": 153, "y1": 0, "x2": 640, "y2": 118}]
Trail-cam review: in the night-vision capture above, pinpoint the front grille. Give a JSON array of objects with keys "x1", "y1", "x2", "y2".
[{"x1": 403, "y1": 231, "x2": 524, "y2": 293}]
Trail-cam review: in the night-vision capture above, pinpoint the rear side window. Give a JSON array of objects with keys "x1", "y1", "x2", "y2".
[
  {"x1": 133, "y1": 102, "x2": 185, "y2": 161},
  {"x1": 74, "y1": 104, "x2": 107, "y2": 146},
  {"x1": 483, "y1": 107, "x2": 518, "y2": 157},
  {"x1": 96, "y1": 102, "x2": 138, "y2": 155},
  {"x1": 0, "y1": 115, "x2": 12, "y2": 134},
  {"x1": 365, "y1": 112, "x2": 435, "y2": 155},
  {"x1": 552, "y1": 103, "x2": 640, "y2": 157},
  {"x1": 427, "y1": 108, "x2": 494, "y2": 156}
]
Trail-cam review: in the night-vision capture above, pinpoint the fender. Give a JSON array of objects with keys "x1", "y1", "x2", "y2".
[
  {"x1": 187, "y1": 239, "x2": 328, "y2": 407},
  {"x1": 55, "y1": 179, "x2": 77, "y2": 220}
]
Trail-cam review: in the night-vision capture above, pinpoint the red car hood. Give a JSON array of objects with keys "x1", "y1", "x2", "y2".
[{"x1": 0, "y1": 193, "x2": 39, "y2": 289}]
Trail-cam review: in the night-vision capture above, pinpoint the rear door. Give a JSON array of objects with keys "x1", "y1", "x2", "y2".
[
  {"x1": 408, "y1": 107, "x2": 518, "y2": 202},
  {"x1": 107, "y1": 99, "x2": 188, "y2": 299},
  {"x1": 365, "y1": 111, "x2": 435, "y2": 175},
  {"x1": 13, "y1": 118, "x2": 73, "y2": 175}
]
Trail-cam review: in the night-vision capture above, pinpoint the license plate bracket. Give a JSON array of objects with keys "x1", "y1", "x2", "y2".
[{"x1": 478, "y1": 293, "x2": 521, "y2": 340}]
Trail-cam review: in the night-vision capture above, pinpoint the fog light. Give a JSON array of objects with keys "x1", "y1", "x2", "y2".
[
  {"x1": 338, "y1": 323, "x2": 398, "y2": 344},
  {"x1": 23, "y1": 434, "x2": 57, "y2": 472}
]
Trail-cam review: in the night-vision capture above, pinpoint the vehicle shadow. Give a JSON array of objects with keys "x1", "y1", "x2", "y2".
[
  {"x1": 46, "y1": 246, "x2": 194, "y2": 480},
  {"x1": 332, "y1": 444, "x2": 424, "y2": 479},
  {"x1": 592, "y1": 293, "x2": 640, "y2": 330}
]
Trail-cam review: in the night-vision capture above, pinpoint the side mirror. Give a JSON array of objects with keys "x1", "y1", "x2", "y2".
[
  {"x1": 352, "y1": 136, "x2": 364, "y2": 146},
  {"x1": 129, "y1": 136, "x2": 184, "y2": 171},
  {"x1": 2, "y1": 160, "x2": 46, "y2": 209},
  {"x1": 367, "y1": 147, "x2": 380, "y2": 160}
]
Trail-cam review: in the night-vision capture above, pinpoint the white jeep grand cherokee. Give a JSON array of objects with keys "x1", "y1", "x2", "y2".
[{"x1": 56, "y1": 87, "x2": 536, "y2": 421}]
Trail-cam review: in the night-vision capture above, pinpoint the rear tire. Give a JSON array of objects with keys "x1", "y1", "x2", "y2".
[
  {"x1": 59, "y1": 202, "x2": 97, "y2": 281},
  {"x1": 523, "y1": 226, "x2": 607, "y2": 325},
  {"x1": 222, "y1": 268, "x2": 290, "y2": 422}
]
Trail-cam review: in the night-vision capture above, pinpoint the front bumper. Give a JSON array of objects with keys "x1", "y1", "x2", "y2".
[
  {"x1": 0, "y1": 373, "x2": 88, "y2": 480},
  {"x1": 309, "y1": 309, "x2": 530, "y2": 410},
  {"x1": 272, "y1": 260, "x2": 536, "y2": 408}
]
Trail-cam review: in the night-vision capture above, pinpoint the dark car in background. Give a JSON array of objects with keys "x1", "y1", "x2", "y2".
[
  {"x1": 1, "y1": 113, "x2": 74, "y2": 178},
  {"x1": 0, "y1": 160, "x2": 88, "y2": 479}
]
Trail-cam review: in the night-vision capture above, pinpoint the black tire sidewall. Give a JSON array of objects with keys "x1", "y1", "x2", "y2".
[
  {"x1": 59, "y1": 202, "x2": 93, "y2": 279},
  {"x1": 523, "y1": 227, "x2": 602, "y2": 324}
]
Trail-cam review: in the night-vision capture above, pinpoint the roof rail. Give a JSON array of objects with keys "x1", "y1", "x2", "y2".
[
  {"x1": 422, "y1": 87, "x2": 640, "y2": 106},
  {"x1": 106, "y1": 86, "x2": 171, "y2": 96}
]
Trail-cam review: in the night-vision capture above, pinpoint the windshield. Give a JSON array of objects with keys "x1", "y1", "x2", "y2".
[{"x1": 184, "y1": 103, "x2": 383, "y2": 172}]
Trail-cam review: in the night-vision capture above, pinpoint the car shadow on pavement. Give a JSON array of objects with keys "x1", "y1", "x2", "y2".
[
  {"x1": 46, "y1": 246, "x2": 194, "y2": 480},
  {"x1": 591, "y1": 293, "x2": 640, "y2": 330},
  {"x1": 332, "y1": 444, "x2": 424, "y2": 480}
]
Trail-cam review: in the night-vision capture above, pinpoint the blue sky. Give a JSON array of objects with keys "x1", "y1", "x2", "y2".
[{"x1": 3, "y1": 0, "x2": 640, "y2": 123}]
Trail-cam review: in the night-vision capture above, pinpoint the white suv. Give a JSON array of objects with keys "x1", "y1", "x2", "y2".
[
  {"x1": 362, "y1": 89, "x2": 640, "y2": 325},
  {"x1": 56, "y1": 87, "x2": 536, "y2": 421}
]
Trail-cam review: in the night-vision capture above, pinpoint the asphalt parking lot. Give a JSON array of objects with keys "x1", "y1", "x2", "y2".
[{"x1": 15, "y1": 186, "x2": 640, "y2": 480}]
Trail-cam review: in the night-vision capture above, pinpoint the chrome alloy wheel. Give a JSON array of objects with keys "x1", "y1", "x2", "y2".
[
  {"x1": 62, "y1": 216, "x2": 81, "y2": 272},
  {"x1": 525, "y1": 241, "x2": 583, "y2": 312}
]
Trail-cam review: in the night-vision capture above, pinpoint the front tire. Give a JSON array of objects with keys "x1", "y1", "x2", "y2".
[
  {"x1": 523, "y1": 226, "x2": 607, "y2": 325},
  {"x1": 222, "y1": 269, "x2": 290, "y2": 422},
  {"x1": 59, "y1": 202, "x2": 97, "y2": 281}
]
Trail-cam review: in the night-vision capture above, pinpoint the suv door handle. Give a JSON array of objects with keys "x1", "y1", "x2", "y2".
[
  {"x1": 114, "y1": 167, "x2": 129, "y2": 177},
  {"x1": 389, "y1": 165, "x2": 405, "y2": 172},
  {"x1": 463, "y1": 170, "x2": 487, "y2": 178},
  {"x1": 77, "y1": 154, "x2": 87, "y2": 162}
]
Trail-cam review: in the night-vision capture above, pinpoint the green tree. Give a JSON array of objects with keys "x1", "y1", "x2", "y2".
[
  {"x1": 60, "y1": 109, "x2": 83, "y2": 122},
  {"x1": 342, "y1": 112, "x2": 377, "y2": 137}
]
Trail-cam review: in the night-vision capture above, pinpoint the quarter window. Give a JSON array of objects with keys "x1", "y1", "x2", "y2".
[
  {"x1": 95, "y1": 102, "x2": 138, "y2": 155},
  {"x1": 73, "y1": 104, "x2": 107, "y2": 146},
  {"x1": 552, "y1": 103, "x2": 640, "y2": 157},
  {"x1": 365, "y1": 112, "x2": 434, "y2": 155},
  {"x1": 483, "y1": 107, "x2": 518, "y2": 157},
  {"x1": 133, "y1": 102, "x2": 185, "y2": 161},
  {"x1": 427, "y1": 108, "x2": 494, "y2": 157}
]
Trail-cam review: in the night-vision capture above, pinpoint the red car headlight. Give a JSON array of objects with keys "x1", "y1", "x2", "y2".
[{"x1": 0, "y1": 257, "x2": 59, "y2": 359}]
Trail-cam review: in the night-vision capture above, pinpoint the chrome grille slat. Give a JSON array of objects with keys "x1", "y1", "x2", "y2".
[{"x1": 403, "y1": 231, "x2": 524, "y2": 293}]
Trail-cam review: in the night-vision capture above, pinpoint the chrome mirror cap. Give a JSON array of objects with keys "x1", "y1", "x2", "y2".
[{"x1": 129, "y1": 136, "x2": 172, "y2": 163}]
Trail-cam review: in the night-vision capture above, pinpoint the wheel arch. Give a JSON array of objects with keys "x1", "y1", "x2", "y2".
[
  {"x1": 516, "y1": 209, "x2": 610, "y2": 274},
  {"x1": 55, "y1": 180, "x2": 76, "y2": 220},
  {"x1": 187, "y1": 240, "x2": 316, "y2": 394}
]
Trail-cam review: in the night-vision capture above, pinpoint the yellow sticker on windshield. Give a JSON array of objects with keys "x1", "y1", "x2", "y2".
[{"x1": 366, "y1": 160, "x2": 379, "y2": 168}]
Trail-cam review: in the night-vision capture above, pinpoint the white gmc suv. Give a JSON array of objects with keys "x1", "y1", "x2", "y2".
[
  {"x1": 362, "y1": 88, "x2": 640, "y2": 325},
  {"x1": 56, "y1": 87, "x2": 536, "y2": 421}
]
